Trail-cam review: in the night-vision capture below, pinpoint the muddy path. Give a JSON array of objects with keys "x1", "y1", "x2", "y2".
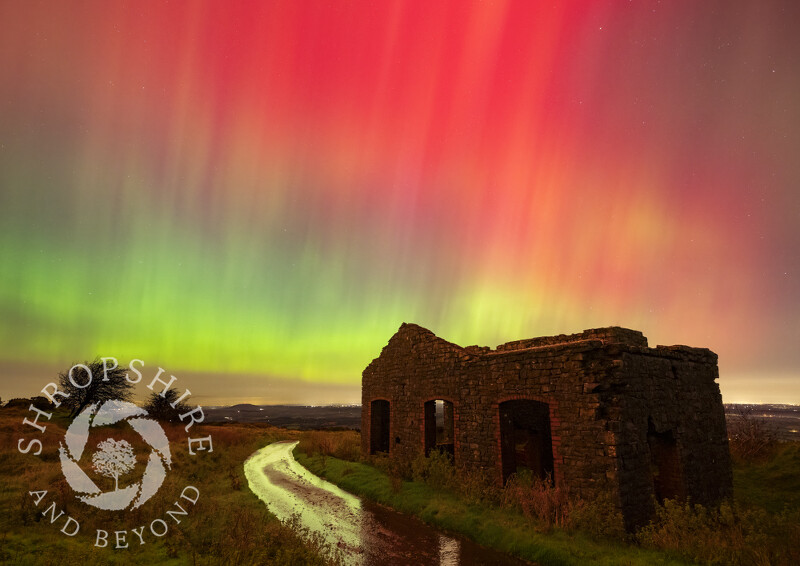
[{"x1": 245, "y1": 441, "x2": 533, "y2": 566}]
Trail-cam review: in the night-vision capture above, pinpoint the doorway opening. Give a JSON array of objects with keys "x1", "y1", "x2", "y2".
[
  {"x1": 647, "y1": 418, "x2": 683, "y2": 502},
  {"x1": 370, "y1": 400, "x2": 390, "y2": 454},
  {"x1": 499, "y1": 399, "x2": 554, "y2": 484},
  {"x1": 424, "y1": 399, "x2": 454, "y2": 458}
]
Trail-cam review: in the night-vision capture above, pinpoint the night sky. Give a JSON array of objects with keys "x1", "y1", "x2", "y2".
[{"x1": 1, "y1": 1, "x2": 798, "y2": 404}]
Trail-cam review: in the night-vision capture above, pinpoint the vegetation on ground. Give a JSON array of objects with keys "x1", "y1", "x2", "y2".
[
  {"x1": 0, "y1": 406, "x2": 339, "y2": 565},
  {"x1": 296, "y1": 428, "x2": 800, "y2": 566},
  {"x1": 3, "y1": 397, "x2": 796, "y2": 566},
  {"x1": 732, "y1": 442, "x2": 800, "y2": 513},
  {"x1": 296, "y1": 432, "x2": 684, "y2": 566},
  {"x1": 727, "y1": 405, "x2": 778, "y2": 462},
  {"x1": 631, "y1": 413, "x2": 798, "y2": 565}
]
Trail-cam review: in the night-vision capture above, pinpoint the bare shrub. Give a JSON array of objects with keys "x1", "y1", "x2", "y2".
[
  {"x1": 298, "y1": 430, "x2": 361, "y2": 463},
  {"x1": 411, "y1": 450, "x2": 454, "y2": 490},
  {"x1": 228, "y1": 463, "x2": 241, "y2": 490},
  {"x1": 331, "y1": 431, "x2": 361, "y2": 462},
  {"x1": 17, "y1": 492, "x2": 35, "y2": 526},
  {"x1": 410, "y1": 453, "x2": 427, "y2": 483},
  {"x1": 314, "y1": 432, "x2": 336, "y2": 467},
  {"x1": 368, "y1": 453, "x2": 410, "y2": 492},
  {"x1": 368, "y1": 452, "x2": 409, "y2": 478},
  {"x1": 206, "y1": 423, "x2": 258, "y2": 447},
  {"x1": 53, "y1": 476, "x2": 72, "y2": 512},
  {"x1": 638, "y1": 499, "x2": 800, "y2": 566},
  {"x1": 366, "y1": 452, "x2": 390, "y2": 474},
  {"x1": 389, "y1": 473, "x2": 403, "y2": 493},
  {"x1": 568, "y1": 491, "x2": 626, "y2": 539},
  {"x1": 180, "y1": 505, "x2": 341, "y2": 564},
  {"x1": 298, "y1": 431, "x2": 332, "y2": 460},
  {"x1": 728, "y1": 406, "x2": 777, "y2": 462},
  {"x1": 502, "y1": 470, "x2": 571, "y2": 530},
  {"x1": 409, "y1": 451, "x2": 505, "y2": 504},
  {"x1": 455, "y1": 465, "x2": 501, "y2": 506}
]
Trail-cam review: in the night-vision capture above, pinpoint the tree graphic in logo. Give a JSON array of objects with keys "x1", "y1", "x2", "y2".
[
  {"x1": 59, "y1": 399, "x2": 172, "y2": 510},
  {"x1": 91, "y1": 439, "x2": 136, "y2": 492}
]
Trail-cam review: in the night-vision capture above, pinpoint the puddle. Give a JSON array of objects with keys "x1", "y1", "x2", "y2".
[{"x1": 245, "y1": 441, "x2": 533, "y2": 565}]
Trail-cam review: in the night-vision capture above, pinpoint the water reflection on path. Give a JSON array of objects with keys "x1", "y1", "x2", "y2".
[{"x1": 245, "y1": 441, "x2": 531, "y2": 566}]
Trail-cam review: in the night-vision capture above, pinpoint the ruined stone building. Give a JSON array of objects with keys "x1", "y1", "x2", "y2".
[{"x1": 361, "y1": 323, "x2": 733, "y2": 528}]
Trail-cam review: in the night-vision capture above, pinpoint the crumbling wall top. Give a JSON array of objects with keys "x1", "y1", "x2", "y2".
[
  {"x1": 375, "y1": 324, "x2": 716, "y2": 366},
  {"x1": 495, "y1": 326, "x2": 648, "y2": 351}
]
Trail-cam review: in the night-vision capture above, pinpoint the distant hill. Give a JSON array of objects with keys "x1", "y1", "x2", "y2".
[
  {"x1": 205, "y1": 404, "x2": 361, "y2": 430},
  {"x1": 2, "y1": 396, "x2": 50, "y2": 409},
  {"x1": 203, "y1": 403, "x2": 800, "y2": 439},
  {"x1": 724, "y1": 404, "x2": 799, "y2": 442},
  {"x1": 5, "y1": 398, "x2": 795, "y2": 441}
]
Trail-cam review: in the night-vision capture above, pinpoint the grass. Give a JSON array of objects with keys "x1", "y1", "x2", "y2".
[
  {"x1": 294, "y1": 445, "x2": 690, "y2": 566},
  {"x1": 0, "y1": 406, "x2": 339, "y2": 565},
  {"x1": 733, "y1": 442, "x2": 800, "y2": 513},
  {"x1": 295, "y1": 430, "x2": 800, "y2": 566},
  {"x1": 5, "y1": 402, "x2": 797, "y2": 566}
]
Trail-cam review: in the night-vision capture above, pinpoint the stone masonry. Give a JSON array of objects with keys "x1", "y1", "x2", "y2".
[{"x1": 361, "y1": 323, "x2": 733, "y2": 529}]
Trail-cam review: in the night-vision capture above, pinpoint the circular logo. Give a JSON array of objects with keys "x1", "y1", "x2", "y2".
[{"x1": 58, "y1": 399, "x2": 172, "y2": 511}]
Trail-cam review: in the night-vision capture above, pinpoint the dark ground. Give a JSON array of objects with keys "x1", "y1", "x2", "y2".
[
  {"x1": 724, "y1": 404, "x2": 800, "y2": 442},
  {"x1": 4, "y1": 397, "x2": 795, "y2": 438},
  {"x1": 205, "y1": 403, "x2": 362, "y2": 430},
  {"x1": 206, "y1": 402, "x2": 799, "y2": 440}
]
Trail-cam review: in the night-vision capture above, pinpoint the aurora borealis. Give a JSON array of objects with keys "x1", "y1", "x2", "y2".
[{"x1": 1, "y1": 1, "x2": 798, "y2": 404}]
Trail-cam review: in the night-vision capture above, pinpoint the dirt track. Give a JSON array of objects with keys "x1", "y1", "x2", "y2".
[{"x1": 244, "y1": 440, "x2": 532, "y2": 566}]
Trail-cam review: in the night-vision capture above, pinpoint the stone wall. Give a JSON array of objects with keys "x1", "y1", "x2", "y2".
[
  {"x1": 494, "y1": 326, "x2": 648, "y2": 351},
  {"x1": 361, "y1": 323, "x2": 733, "y2": 529},
  {"x1": 610, "y1": 346, "x2": 733, "y2": 527}
]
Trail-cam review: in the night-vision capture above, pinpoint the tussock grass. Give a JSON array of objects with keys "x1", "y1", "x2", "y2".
[
  {"x1": 733, "y1": 442, "x2": 800, "y2": 513},
  {"x1": 0, "y1": 407, "x2": 339, "y2": 565},
  {"x1": 637, "y1": 499, "x2": 800, "y2": 566},
  {"x1": 295, "y1": 431, "x2": 800, "y2": 566},
  {"x1": 294, "y1": 447, "x2": 688, "y2": 566},
  {"x1": 296, "y1": 429, "x2": 361, "y2": 463}
]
